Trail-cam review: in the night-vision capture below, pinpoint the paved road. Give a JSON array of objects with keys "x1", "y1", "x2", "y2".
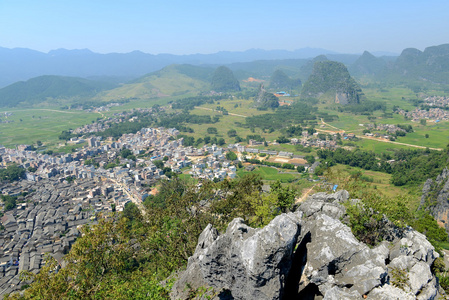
[{"x1": 104, "y1": 177, "x2": 146, "y2": 214}]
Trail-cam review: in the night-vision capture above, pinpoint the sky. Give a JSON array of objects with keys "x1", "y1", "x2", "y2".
[{"x1": 1, "y1": 0, "x2": 448, "y2": 55}]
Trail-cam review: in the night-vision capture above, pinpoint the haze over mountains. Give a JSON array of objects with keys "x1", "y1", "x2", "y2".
[
  {"x1": 0, "y1": 46, "x2": 393, "y2": 88},
  {"x1": 1, "y1": 43, "x2": 449, "y2": 108}
]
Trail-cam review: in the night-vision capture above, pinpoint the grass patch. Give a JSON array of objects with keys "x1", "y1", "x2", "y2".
[
  {"x1": 326, "y1": 164, "x2": 421, "y2": 204},
  {"x1": 237, "y1": 166, "x2": 298, "y2": 183},
  {"x1": 0, "y1": 108, "x2": 98, "y2": 147}
]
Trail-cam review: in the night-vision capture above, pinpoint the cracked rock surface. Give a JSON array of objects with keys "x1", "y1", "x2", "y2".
[{"x1": 171, "y1": 191, "x2": 441, "y2": 300}]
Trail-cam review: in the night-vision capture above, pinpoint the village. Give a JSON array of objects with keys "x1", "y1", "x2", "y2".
[{"x1": 0, "y1": 119, "x2": 353, "y2": 295}]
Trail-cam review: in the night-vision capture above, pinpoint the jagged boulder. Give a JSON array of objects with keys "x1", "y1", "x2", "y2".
[
  {"x1": 171, "y1": 211, "x2": 303, "y2": 299},
  {"x1": 172, "y1": 191, "x2": 441, "y2": 300},
  {"x1": 421, "y1": 167, "x2": 449, "y2": 232}
]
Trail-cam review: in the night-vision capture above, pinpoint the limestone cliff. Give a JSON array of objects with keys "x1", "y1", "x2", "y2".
[
  {"x1": 172, "y1": 191, "x2": 441, "y2": 300},
  {"x1": 421, "y1": 168, "x2": 449, "y2": 232}
]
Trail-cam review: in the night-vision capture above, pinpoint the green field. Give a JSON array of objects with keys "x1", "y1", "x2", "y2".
[
  {"x1": 0, "y1": 108, "x2": 99, "y2": 147},
  {"x1": 237, "y1": 166, "x2": 299, "y2": 182},
  {"x1": 327, "y1": 164, "x2": 421, "y2": 206},
  {"x1": 1, "y1": 84, "x2": 448, "y2": 157}
]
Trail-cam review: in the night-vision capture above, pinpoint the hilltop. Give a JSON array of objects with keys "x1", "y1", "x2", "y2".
[
  {"x1": 391, "y1": 44, "x2": 449, "y2": 84},
  {"x1": 349, "y1": 51, "x2": 388, "y2": 76},
  {"x1": 0, "y1": 75, "x2": 115, "y2": 107},
  {"x1": 210, "y1": 66, "x2": 241, "y2": 92},
  {"x1": 301, "y1": 61, "x2": 363, "y2": 104},
  {"x1": 97, "y1": 64, "x2": 214, "y2": 101},
  {"x1": 269, "y1": 69, "x2": 302, "y2": 92},
  {"x1": 0, "y1": 47, "x2": 337, "y2": 88}
]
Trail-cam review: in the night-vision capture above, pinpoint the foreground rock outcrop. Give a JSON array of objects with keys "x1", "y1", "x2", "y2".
[
  {"x1": 421, "y1": 168, "x2": 449, "y2": 233},
  {"x1": 172, "y1": 190, "x2": 441, "y2": 299}
]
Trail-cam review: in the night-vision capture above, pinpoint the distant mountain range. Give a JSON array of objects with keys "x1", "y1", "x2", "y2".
[
  {"x1": 1, "y1": 43, "x2": 449, "y2": 108},
  {"x1": 0, "y1": 47, "x2": 344, "y2": 88}
]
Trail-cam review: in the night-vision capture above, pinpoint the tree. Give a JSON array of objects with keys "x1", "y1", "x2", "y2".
[
  {"x1": 270, "y1": 180, "x2": 296, "y2": 213},
  {"x1": 305, "y1": 155, "x2": 316, "y2": 164},
  {"x1": 123, "y1": 202, "x2": 142, "y2": 227},
  {"x1": 207, "y1": 127, "x2": 218, "y2": 134},
  {"x1": 276, "y1": 136, "x2": 290, "y2": 144},
  {"x1": 227, "y1": 129, "x2": 237, "y2": 137},
  {"x1": 226, "y1": 151, "x2": 237, "y2": 161},
  {"x1": 1, "y1": 195, "x2": 17, "y2": 211},
  {"x1": 153, "y1": 160, "x2": 164, "y2": 169},
  {"x1": 121, "y1": 148, "x2": 133, "y2": 159},
  {"x1": 17, "y1": 216, "x2": 170, "y2": 299},
  {"x1": 217, "y1": 138, "x2": 226, "y2": 146},
  {"x1": 0, "y1": 164, "x2": 26, "y2": 182},
  {"x1": 297, "y1": 165, "x2": 305, "y2": 173}
]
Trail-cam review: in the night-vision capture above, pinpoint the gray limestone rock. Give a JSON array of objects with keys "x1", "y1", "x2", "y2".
[
  {"x1": 172, "y1": 191, "x2": 442, "y2": 300},
  {"x1": 421, "y1": 168, "x2": 449, "y2": 233},
  {"x1": 171, "y1": 211, "x2": 303, "y2": 300}
]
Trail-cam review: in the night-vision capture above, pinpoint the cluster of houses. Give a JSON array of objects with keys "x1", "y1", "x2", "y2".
[
  {"x1": 423, "y1": 96, "x2": 449, "y2": 108},
  {"x1": 71, "y1": 107, "x2": 157, "y2": 135},
  {"x1": 0, "y1": 121, "x2": 335, "y2": 295},
  {"x1": 364, "y1": 124, "x2": 406, "y2": 138},
  {"x1": 0, "y1": 178, "x2": 107, "y2": 295},
  {"x1": 395, "y1": 107, "x2": 449, "y2": 122},
  {"x1": 85, "y1": 102, "x2": 122, "y2": 113}
]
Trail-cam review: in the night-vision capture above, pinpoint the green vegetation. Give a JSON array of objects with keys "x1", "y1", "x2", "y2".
[
  {"x1": 254, "y1": 88, "x2": 279, "y2": 110},
  {"x1": 0, "y1": 108, "x2": 99, "y2": 148},
  {"x1": 316, "y1": 147, "x2": 449, "y2": 186},
  {"x1": 99, "y1": 64, "x2": 212, "y2": 101},
  {"x1": 1, "y1": 195, "x2": 18, "y2": 211},
  {"x1": 0, "y1": 75, "x2": 116, "y2": 107},
  {"x1": 237, "y1": 166, "x2": 300, "y2": 183},
  {"x1": 211, "y1": 66, "x2": 241, "y2": 92},
  {"x1": 301, "y1": 61, "x2": 363, "y2": 104},
  {"x1": 0, "y1": 164, "x2": 25, "y2": 182},
  {"x1": 225, "y1": 151, "x2": 237, "y2": 160},
  {"x1": 13, "y1": 175, "x2": 299, "y2": 299},
  {"x1": 349, "y1": 51, "x2": 386, "y2": 77},
  {"x1": 324, "y1": 168, "x2": 448, "y2": 250},
  {"x1": 269, "y1": 69, "x2": 301, "y2": 91}
]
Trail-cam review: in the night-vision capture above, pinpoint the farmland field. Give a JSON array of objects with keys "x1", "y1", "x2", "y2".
[{"x1": 0, "y1": 108, "x2": 99, "y2": 148}]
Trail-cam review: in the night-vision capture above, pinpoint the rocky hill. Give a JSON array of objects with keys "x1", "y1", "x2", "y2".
[
  {"x1": 172, "y1": 190, "x2": 441, "y2": 299},
  {"x1": 269, "y1": 70, "x2": 301, "y2": 91},
  {"x1": 254, "y1": 84, "x2": 279, "y2": 110},
  {"x1": 300, "y1": 61, "x2": 363, "y2": 105},
  {"x1": 211, "y1": 66, "x2": 241, "y2": 92},
  {"x1": 421, "y1": 168, "x2": 449, "y2": 233},
  {"x1": 392, "y1": 44, "x2": 449, "y2": 84},
  {"x1": 349, "y1": 51, "x2": 387, "y2": 77}
]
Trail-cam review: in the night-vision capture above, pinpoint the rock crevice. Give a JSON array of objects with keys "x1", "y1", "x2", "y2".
[{"x1": 172, "y1": 191, "x2": 441, "y2": 300}]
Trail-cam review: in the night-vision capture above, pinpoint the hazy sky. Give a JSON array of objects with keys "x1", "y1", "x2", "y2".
[{"x1": 1, "y1": 0, "x2": 448, "y2": 55}]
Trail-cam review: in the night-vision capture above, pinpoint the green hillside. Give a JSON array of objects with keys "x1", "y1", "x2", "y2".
[
  {"x1": 98, "y1": 64, "x2": 213, "y2": 100},
  {"x1": 301, "y1": 61, "x2": 363, "y2": 104},
  {"x1": 391, "y1": 44, "x2": 449, "y2": 84},
  {"x1": 269, "y1": 69, "x2": 301, "y2": 91},
  {"x1": 0, "y1": 75, "x2": 116, "y2": 107},
  {"x1": 211, "y1": 66, "x2": 241, "y2": 92},
  {"x1": 349, "y1": 51, "x2": 387, "y2": 77}
]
